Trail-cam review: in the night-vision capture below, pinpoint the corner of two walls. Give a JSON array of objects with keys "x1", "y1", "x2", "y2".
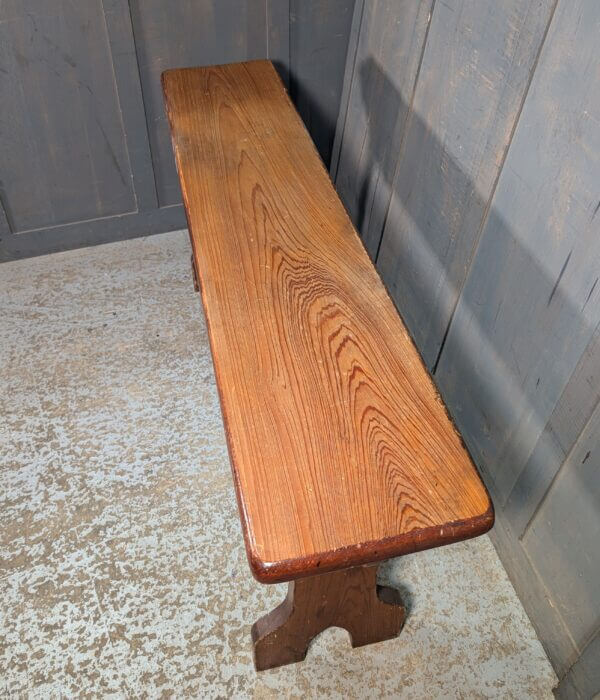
[{"x1": 0, "y1": 0, "x2": 355, "y2": 261}]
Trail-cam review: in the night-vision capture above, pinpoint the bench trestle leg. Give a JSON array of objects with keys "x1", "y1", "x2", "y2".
[{"x1": 251, "y1": 564, "x2": 405, "y2": 671}]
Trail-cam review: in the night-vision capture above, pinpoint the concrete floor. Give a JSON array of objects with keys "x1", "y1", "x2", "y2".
[{"x1": 0, "y1": 230, "x2": 557, "y2": 698}]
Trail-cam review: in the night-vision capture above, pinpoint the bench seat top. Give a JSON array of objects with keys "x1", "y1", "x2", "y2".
[{"x1": 162, "y1": 61, "x2": 493, "y2": 584}]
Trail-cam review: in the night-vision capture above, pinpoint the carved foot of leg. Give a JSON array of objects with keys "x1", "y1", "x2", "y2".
[
  {"x1": 251, "y1": 564, "x2": 405, "y2": 671},
  {"x1": 251, "y1": 585, "x2": 310, "y2": 670}
]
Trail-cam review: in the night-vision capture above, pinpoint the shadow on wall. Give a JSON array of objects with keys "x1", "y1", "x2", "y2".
[
  {"x1": 347, "y1": 57, "x2": 598, "y2": 524},
  {"x1": 271, "y1": 58, "x2": 338, "y2": 168},
  {"x1": 285, "y1": 0, "x2": 356, "y2": 168}
]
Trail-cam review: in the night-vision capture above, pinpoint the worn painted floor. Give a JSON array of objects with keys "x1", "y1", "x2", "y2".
[{"x1": 0, "y1": 230, "x2": 557, "y2": 698}]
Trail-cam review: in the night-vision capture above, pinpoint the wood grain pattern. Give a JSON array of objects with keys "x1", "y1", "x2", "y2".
[
  {"x1": 162, "y1": 60, "x2": 492, "y2": 584},
  {"x1": 252, "y1": 564, "x2": 405, "y2": 670}
]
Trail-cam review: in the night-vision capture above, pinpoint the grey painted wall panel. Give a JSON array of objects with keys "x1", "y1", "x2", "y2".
[
  {"x1": 505, "y1": 322, "x2": 600, "y2": 536},
  {"x1": 433, "y1": 2, "x2": 600, "y2": 680},
  {"x1": 0, "y1": 199, "x2": 10, "y2": 238},
  {"x1": 102, "y1": 0, "x2": 160, "y2": 213},
  {"x1": 488, "y1": 506, "x2": 577, "y2": 678},
  {"x1": 0, "y1": 0, "x2": 135, "y2": 233},
  {"x1": 289, "y1": 0, "x2": 355, "y2": 168},
  {"x1": 0, "y1": 206, "x2": 186, "y2": 262},
  {"x1": 376, "y1": 0, "x2": 556, "y2": 370},
  {"x1": 523, "y1": 402, "x2": 600, "y2": 649},
  {"x1": 332, "y1": 0, "x2": 433, "y2": 260},
  {"x1": 555, "y1": 631, "x2": 600, "y2": 700},
  {"x1": 266, "y1": 0, "x2": 291, "y2": 88},
  {"x1": 329, "y1": 0, "x2": 363, "y2": 182}
]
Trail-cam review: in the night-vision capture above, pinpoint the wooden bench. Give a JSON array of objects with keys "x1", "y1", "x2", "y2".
[{"x1": 162, "y1": 60, "x2": 493, "y2": 671}]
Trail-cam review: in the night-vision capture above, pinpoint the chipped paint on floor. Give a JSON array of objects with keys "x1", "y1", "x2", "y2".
[{"x1": 0, "y1": 230, "x2": 558, "y2": 698}]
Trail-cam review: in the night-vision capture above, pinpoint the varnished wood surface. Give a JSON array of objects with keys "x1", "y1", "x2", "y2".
[
  {"x1": 162, "y1": 60, "x2": 493, "y2": 583},
  {"x1": 252, "y1": 564, "x2": 405, "y2": 670}
]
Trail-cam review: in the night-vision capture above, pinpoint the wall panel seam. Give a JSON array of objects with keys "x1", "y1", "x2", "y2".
[
  {"x1": 119, "y1": 0, "x2": 161, "y2": 209},
  {"x1": 520, "y1": 386, "x2": 600, "y2": 541},
  {"x1": 0, "y1": 192, "x2": 13, "y2": 236},
  {"x1": 432, "y1": 0, "x2": 560, "y2": 375},
  {"x1": 330, "y1": 0, "x2": 365, "y2": 182},
  {"x1": 373, "y1": 0, "x2": 437, "y2": 264}
]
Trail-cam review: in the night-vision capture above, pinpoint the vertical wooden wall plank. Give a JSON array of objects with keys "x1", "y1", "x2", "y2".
[
  {"x1": 505, "y1": 322, "x2": 600, "y2": 536},
  {"x1": 329, "y1": 0, "x2": 364, "y2": 181},
  {"x1": 436, "y1": 0, "x2": 600, "y2": 505},
  {"x1": 59, "y1": 2, "x2": 138, "y2": 217},
  {"x1": 487, "y1": 507, "x2": 577, "y2": 678},
  {"x1": 267, "y1": 0, "x2": 290, "y2": 88},
  {"x1": 375, "y1": 0, "x2": 556, "y2": 368},
  {"x1": 0, "y1": 0, "x2": 52, "y2": 231},
  {"x1": 522, "y1": 401, "x2": 600, "y2": 650},
  {"x1": 102, "y1": 0, "x2": 158, "y2": 211},
  {"x1": 0, "y1": 197, "x2": 11, "y2": 238},
  {"x1": 289, "y1": 0, "x2": 355, "y2": 166},
  {"x1": 554, "y1": 630, "x2": 600, "y2": 700},
  {"x1": 333, "y1": 0, "x2": 434, "y2": 260},
  {"x1": 0, "y1": 0, "x2": 136, "y2": 233}
]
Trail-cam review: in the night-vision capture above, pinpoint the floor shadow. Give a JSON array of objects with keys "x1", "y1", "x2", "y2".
[{"x1": 377, "y1": 559, "x2": 414, "y2": 618}]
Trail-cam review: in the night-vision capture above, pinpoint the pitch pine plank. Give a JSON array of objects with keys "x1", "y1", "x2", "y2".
[{"x1": 162, "y1": 61, "x2": 492, "y2": 583}]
